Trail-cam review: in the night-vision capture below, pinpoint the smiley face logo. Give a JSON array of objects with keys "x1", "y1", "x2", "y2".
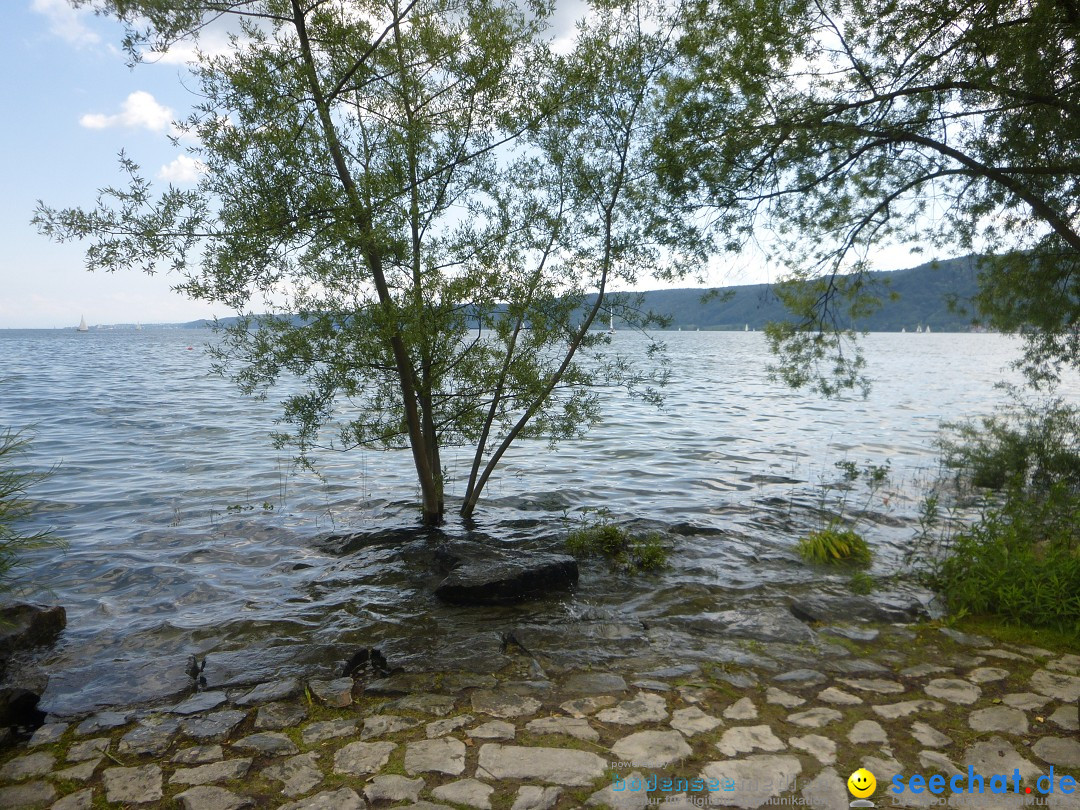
[{"x1": 847, "y1": 768, "x2": 876, "y2": 798}]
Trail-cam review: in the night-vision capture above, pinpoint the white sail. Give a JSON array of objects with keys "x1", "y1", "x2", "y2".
[
  {"x1": 77, "y1": 316, "x2": 88, "y2": 332},
  {"x1": 608, "y1": 312, "x2": 615, "y2": 333}
]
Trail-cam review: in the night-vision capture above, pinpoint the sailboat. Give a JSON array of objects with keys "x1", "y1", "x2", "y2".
[
  {"x1": 135, "y1": 322, "x2": 143, "y2": 331},
  {"x1": 608, "y1": 312, "x2": 615, "y2": 334},
  {"x1": 77, "y1": 316, "x2": 88, "y2": 333},
  {"x1": 925, "y1": 324, "x2": 931, "y2": 333},
  {"x1": 901, "y1": 327, "x2": 906, "y2": 333},
  {"x1": 744, "y1": 323, "x2": 749, "y2": 332},
  {"x1": 916, "y1": 324, "x2": 923, "y2": 333}
]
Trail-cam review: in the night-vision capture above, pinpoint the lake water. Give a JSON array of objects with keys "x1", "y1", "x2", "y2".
[{"x1": 0, "y1": 329, "x2": 1072, "y2": 715}]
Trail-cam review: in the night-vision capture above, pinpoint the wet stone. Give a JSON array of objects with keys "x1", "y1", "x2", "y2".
[
  {"x1": 234, "y1": 677, "x2": 301, "y2": 706},
  {"x1": 838, "y1": 677, "x2": 905, "y2": 694},
  {"x1": 968, "y1": 706, "x2": 1028, "y2": 734},
  {"x1": 175, "y1": 785, "x2": 253, "y2": 810},
  {"x1": 254, "y1": 701, "x2": 307, "y2": 731},
  {"x1": 432, "y1": 778, "x2": 495, "y2": 809},
  {"x1": 900, "y1": 663, "x2": 952, "y2": 678},
  {"x1": 612, "y1": 730, "x2": 693, "y2": 767},
  {"x1": 0, "y1": 782, "x2": 56, "y2": 809},
  {"x1": 1049, "y1": 703, "x2": 1079, "y2": 731},
  {"x1": 75, "y1": 711, "x2": 129, "y2": 736},
  {"x1": 476, "y1": 743, "x2": 607, "y2": 786},
  {"x1": 723, "y1": 697, "x2": 757, "y2": 720},
  {"x1": 962, "y1": 737, "x2": 1042, "y2": 784},
  {"x1": 470, "y1": 720, "x2": 516, "y2": 739},
  {"x1": 362, "y1": 714, "x2": 421, "y2": 739},
  {"x1": 823, "y1": 625, "x2": 879, "y2": 642},
  {"x1": 1048, "y1": 653, "x2": 1080, "y2": 674},
  {"x1": 631, "y1": 679, "x2": 670, "y2": 692},
  {"x1": 333, "y1": 741, "x2": 396, "y2": 776},
  {"x1": 873, "y1": 699, "x2": 946, "y2": 719},
  {"x1": 716, "y1": 724, "x2": 786, "y2": 756},
  {"x1": 818, "y1": 686, "x2": 863, "y2": 705},
  {"x1": 307, "y1": 677, "x2": 353, "y2": 708},
  {"x1": 700, "y1": 754, "x2": 802, "y2": 810},
  {"x1": 563, "y1": 673, "x2": 628, "y2": 695},
  {"x1": 171, "y1": 758, "x2": 252, "y2": 786},
  {"x1": 103, "y1": 764, "x2": 163, "y2": 805},
  {"x1": 1032, "y1": 737, "x2": 1080, "y2": 768},
  {"x1": 925, "y1": 678, "x2": 982, "y2": 705},
  {"x1": 526, "y1": 715, "x2": 599, "y2": 741},
  {"x1": 173, "y1": 745, "x2": 224, "y2": 764},
  {"x1": 917, "y1": 750, "x2": 961, "y2": 776},
  {"x1": 967, "y1": 667, "x2": 1010, "y2": 684},
  {"x1": 173, "y1": 691, "x2": 228, "y2": 715},
  {"x1": 910, "y1": 721, "x2": 952, "y2": 748},
  {"x1": 1003, "y1": 692, "x2": 1052, "y2": 710},
  {"x1": 670, "y1": 706, "x2": 722, "y2": 736},
  {"x1": 950, "y1": 654, "x2": 986, "y2": 668},
  {"x1": 595, "y1": 691, "x2": 667, "y2": 725},
  {"x1": 983, "y1": 648, "x2": 1031, "y2": 662},
  {"x1": 587, "y1": 770, "x2": 648, "y2": 809},
  {"x1": 765, "y1": 687, "x2": 805, "y2": 708},
  {"x1": 300, "y1": 719, "x2": 357, "y2": 745},
  {"x1": 181, "y1": 710, "x2": 247, "y2": 743},
  {"x1": 0, "y1": 752, "x2": 55, "y2": 781},
  {"x1": 848, "y1": 720, "x2": 888, "y2": 744},
  {"x1": 28, "y1": 723, "x2": 66, "y2": 747},
  {"x1": 939, "y1": 627, "x2": 992, "y2": 647},
  {"x1": 1030, "y1": 669, "x2": 1080, "y2": 701},
  {"x1": 118, "y1": 717, "x2": 181, "y2": 755},
  {"x1": 51, "y1": 788, "x2": 93, "y2": 810},
  {"x1": 263, "y1": 752, "x2": 323, "y2": 797},
  {"x1": 54, "y1": 758, "x2": 101, "y2": 782},
  {"x1": 427, "y1": 714, "x2": 473, "y2": 737},
  {"x1": 363, "y1": 774, "x2": 425, "y2": 804},
  {"x1": 789, "y1": 733, "x2": 836, "y2": 765},
  {"x1": 787, "y1": 707, "x2": 843, "y2": 728},
  {"x1": 471, "y1": 689, "x2": 542, "y2": 718},
  {"x1": 773, "y1": 669, "x2": 827, "y2": 686},
  {"x1": 405, "y1": 737, "x2": 466, "y2": 775},
  {"x1": 511, "y1": 785, "x2": 562, "y2": 810},
  {"x1": 389, "y1": 693, "x2": 456, "y2": 716},
  {"x1": 232, "y1": 732, "x2": 298, "y2": 756},
  {"x1": 560, "y1": 696, "x2": 617, "y2": 717},
  {"x1": 278, "y1": 787, "x2": 364, "y2": 810},
  {"x1": 66, "y1": 738, "x2": 109, "y2": 762}
]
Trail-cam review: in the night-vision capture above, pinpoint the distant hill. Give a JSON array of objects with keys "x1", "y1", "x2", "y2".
[{"x1": 173, "y1": 255, "x2": 983, "y2": 332}]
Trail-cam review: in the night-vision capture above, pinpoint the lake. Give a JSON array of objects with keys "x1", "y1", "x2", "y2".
[{"x1": 0, "y1": 329, "x2": 1071, "y2": 715}]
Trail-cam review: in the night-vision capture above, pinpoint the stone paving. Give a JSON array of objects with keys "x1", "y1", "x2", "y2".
[{"x1": 1, "y1": 624, "x2": 1078, "y2": 809}]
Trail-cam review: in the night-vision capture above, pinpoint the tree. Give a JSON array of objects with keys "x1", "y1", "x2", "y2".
[
  {"x1": 36, "y1": 0, "x2": 707, "y2": 524},
  {"x1": 657, "y1": 0, "x2": 1080, "y2": 391}
]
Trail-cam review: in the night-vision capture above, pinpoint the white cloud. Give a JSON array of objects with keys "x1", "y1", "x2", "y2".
[
  {"x1": 30, "y1": 0, "x2": 101, "y2": 46},
  {"x1": 157, "y1": 155, "x2": 206, "y2": 183},
  {"x1": 80, "y1": 91, "x2": 175, "y2": 132}
]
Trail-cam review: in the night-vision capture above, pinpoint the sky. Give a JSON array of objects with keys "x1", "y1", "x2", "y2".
[{"x1": 0, "y1": 1, "x2": 925, "y2": 329}]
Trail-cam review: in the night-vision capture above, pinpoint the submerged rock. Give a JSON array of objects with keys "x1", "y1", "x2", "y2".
[
  {"x1": 433, "y1": 543, "x2": 578, "y2": 605},
  {"x1": 0, "y1": 604, "x2": 66, "y2": 658}
]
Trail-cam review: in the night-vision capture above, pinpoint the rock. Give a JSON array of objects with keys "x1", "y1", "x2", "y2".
[
  {"x1": 800, "y1": 767, "x2": 847, "y2": 808},
  {"x1": 1030, "y1": 669, "x2": 1080, "y2": 701},
  {"x1": 434, "y1": 544, "x2": 578, "y2": 604},
  {"x1": 848, "y1": 720, "x2": 888, "y2": 744},
  {"x1": 389, "y1": 694, "x2": 456, "y2": 716},
  {"x1": 103, "y1": 764, "x2": 163, "y2": 805},
  {"x1": 612, "y1": 730, "x2": 692, "y2": 768},
  {"x1": 173, "y1": 691, "x2": 228, "y2": 715},
  {"x1": 700, "y1": 755, "x2": 802, "y2": 809},
  {"x1": 683, "y1": 607, "x2": 817, "y2": 644},
  {"x1": 333, "y1": 741, "x2": 396, "y2": 776},
  {"x1": 427, "y1": 714, "x2": 473, "y2": 737},
  {"x1": 175, "y1": 785, "x2": 253, "y2": 810},
  {"x1": 118, "y1": 717, "x2": 181, "y2": 756},
  {"x1": 470, "y1": 689, "x2": 542, "y2": 718},
  {"x1": 171, "y1": 758, "x2": 252, "y2": 786},
  {"x1": 722, "y1": 697, "x2": 757, "y2": 720},
  {"x1": 595, "y1": 692, "x2": 667, "y2": 725},
  {"x1": 405, "y1": 737, "x2": 466, "y2": 775},
  {"x1": 1049, "y1": 703, "x2": 1079, "y2": 731},
  {"x1": 789, "y1": 734, "x2": 836, "y2": 765},
  {"x1": 789, "y1": 593, "x2": 921, "y2": 624},
  {"x1": 432, "y1": 779, "x2": 494, "y2": 809},
  {"x1": 1003, "y1": 692, "x2": 1052, "y2": 710},
  {"x1": 307, "y1": 677, "x2": 353, "y2": 708},
  {"x1": 526, "y1": 716, "x2": 599, "y2": 741},
  {"x1": 900, "y1": 663, "x2": 952, "y2": 678},
  {"x1": 1048, "y1": 653, "x2": 1080, "y2": 674},
  {"x1": 967, "y1": 666, "x2": 1010, "y2": 683},
  {"x1": 477, "y1": 743, "x2": 607, "y2": 786},
  {"x1": 28, "y1": 722, "x2": 66, "y2": 746},
  {"x1": 715, "y1": 724, "x2": 786, "y2": 756},
  {"x1": 180, "y1": 710, "x2": 247, "y2": 742},
  {"x1": 838, "y1": 677, "x2": 905, "y2": 694},
  {"x1": 818, "y1": 686, "x2": 862, "y2": 705},
  {"x1": 939, "y1": 627, "x2": 992, "y2": 647},
  {"x1": 301, "y1": 719, "x2": 357, "y2": 745},
  {"x1": 0, "y1": 752, "x2": 54, "y2": 780},
  {"x1": 362, "y1": 714, "x2": 421, "y2": 739},
  {"x1": 968, "y1": 706, "x2": 1028, "y2": 734},
  {"x1": 232, "y1": 732, "x2": 298, "y2": 756},
  {"x1": 560, "y1": 696, "x2": 617, "y2": 717},
  {"x1": 1032, "y1": 737, "x2": 1080, "y2": 768},
  {"x1": 51, "y1": 788, "x2": 93, "y2": 810},
  {"x1": 631, "y1": 679, "x2": 670, "y2": 692},
  {"x1": 234, "y1": 678, "x2": 301, "y2": 706},
  {"x1": 470, "y1": 720, "x2": 516, "y2": 739},
  {"x1": 925, "y1": 678, "x2": 982, "y2": 704},
  {"x1": 917, "y1": 749, "x2": 961, "y2": 776},
  {"x1": 66, "y1": 738, "x2": 109, "y2": 762},
  {"x1": 0, "y1": 604, "x2": 65, "y2": 655},
  {"x1": 511, "y1": 786, "x2": 562, "y2": 810},
  {"x1": 765, "y1": 687, "x2": 805, "y2": 708},
  {"x1": 962, "y1": 737, "x2": 1043, "y2": 789},
  {"x1": 364, "y1": 774, "x2": 425, "y2": 804},
  {"x1": 983, "y1": 648, "x2": 1031, "y2": 662},
  {"x1": 0, "y1": 782, "x2": 56, "y2": 809},
  {"x1": 772, "y1": 669, "x2": 826, "y2": 686},
  {"x1": 53, "y1": 759, "x2": 101, "y2": 782},
  {"x1": 822, "y1": 625, "x2": 880, "y2": 642},
  {"x1": 172, "y1": 745, "x2": 224, "y2": 764},
  {"x1": 254, "y1": 702, "x2": 307, "y2": 730},
  {"x1": 563, "y1": 673, "x2": 627, "y2": 694},
  {"x1": 407, "y1": 803, "x2": 456, "y2": 810},
  {"x1": 278, "y1": 788, "x2": 364, "y2": 810},
  {"x1": 0, "y1": 688, "x2": 46, "y2": 731},
  {"x1": 873, "y1": 699, "x2": 946, "y2": 719},
  {"x1": 75, "y1": 710, "x2": 129, "y2": 735},
  {"x1": 263, "y1": 753, "x2": 323, "y2": 797},
  {"x1": 910, "y1": 721, "x2": 952, "y2": 748},
  {"x1": 670, "y1": 706, "x2": 722, "y2": 736},
  {"x1": 786, "y1": 707, "x2": 843, "y2": 728},
  {"x1": 586, "y1": 771, "x2": 649, "y2": 809}
]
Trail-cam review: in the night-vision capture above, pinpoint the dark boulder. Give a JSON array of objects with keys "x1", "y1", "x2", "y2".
[
  {"x1": 433, "y1": 543, "x2": 578, "y2": 605},
  {"x1": 789, "y1": 592, "x2": 928, "y2": 625},
  {"x1": 0, "y1": 688, "x2": 46, "y2": 733},
  {"x1": 0, "y1": 604, "x2": 66, "y2": 657}
]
